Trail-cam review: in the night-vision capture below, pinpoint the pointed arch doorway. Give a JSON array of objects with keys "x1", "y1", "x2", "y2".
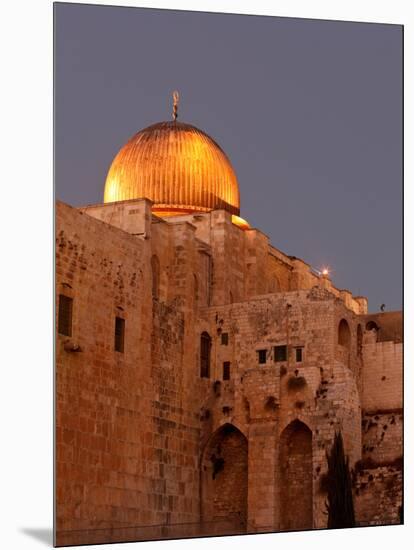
[
  {"x1": 201, "y1": 423, "x2": 248, "y2": 531},
  {"x1": 279, "y1": 419, "x2": 313, "y2": 531}
]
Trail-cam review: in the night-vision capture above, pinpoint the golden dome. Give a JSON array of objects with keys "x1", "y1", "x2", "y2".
[{"x1": 103, "y1": 120, "x2": 240, "y2": 216}]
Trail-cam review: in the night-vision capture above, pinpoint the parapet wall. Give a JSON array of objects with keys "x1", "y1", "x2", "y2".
[
  {"x1": 78, "y1": 198, "x2": 153, "y2": 236},
  {"x1": 362, "y1": 341, "x2": 403, "y2": 412}
]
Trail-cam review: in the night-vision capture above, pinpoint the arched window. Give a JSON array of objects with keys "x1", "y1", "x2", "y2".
[
  {"x1": 365, "y1": 320, "x2": 379, "y2": 343},
  {"x1": 151, "y1": 255, "x2": 160, "y2": 300},
  {"x1": 366, "y1": 320, "x2": 379, "y2": 332},
  {"x1": 58, "y1": 294, "x2": 73, "y2": 336},
  {"x1": 200, "y1": 332, "x2": 211, "y2": 378},
  {"x1": 338, "y1": 319, "x2": 351, "y2": 350}
]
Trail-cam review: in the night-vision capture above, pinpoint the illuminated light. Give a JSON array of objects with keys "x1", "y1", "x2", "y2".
[
  {"x1": 319, "y1": 266, "x2": 332, "y2": 278},
  {"x1": 231, "y1": 215, "x2": 251, "y2": 230}
]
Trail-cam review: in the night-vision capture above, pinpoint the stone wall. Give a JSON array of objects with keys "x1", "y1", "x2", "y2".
[
  {"x1": 78, "y1": 199, "x2": 366, "y2": 313},
  {"x1": 56, "y1": 201, "x2": 150, "y2": 534},
  {"x1": 56, "y1": 202, "x2": 204, "y2": 544},
  {"x1": 56, "y1": 199, "x2": 402, "y2": 544},
  {"x1": 201, "y1": 424, "x2": 248, "y2": 526},
  {"x1": 362, "y1": 340, "x2": 403, "y2": 412},
  {"x1": 197, "y1": 288, "x2": 363, "y2": 532},
  {"x1": 363, "y1": 311, "x2": 403, "y2": 343},
  {"x1": 354, "y1": 319, "x2": 403, "y2": 529},
  {"x1": 354, "y1": 465, "x2": 402, "y2": 526},
  {"x1": 78, "y1": 198, "x2": 153, "y2": 237},
  {"x1": 361, "y1": 410, "x2": 403, "y2": 464}
]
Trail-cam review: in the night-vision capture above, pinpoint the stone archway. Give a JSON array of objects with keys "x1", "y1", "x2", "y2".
[
  {"x1": 279, "y1": 419, "x2": 313, "y2": 531},
  {"x1": 201, "y1": 424, "x2": 248, "y2": 531}
]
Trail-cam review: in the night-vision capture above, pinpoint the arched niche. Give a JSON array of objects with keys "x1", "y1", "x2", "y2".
[
  {"x1": 366, "y1": 320, "x2": 379, "y2": 332},
  {"x1": 338, "y1": 318, "x2": 351, "y2": 350},
  {"x1": 365, "y1": 320, "x2": 380, "y2": 344},
  {"x1": 201, "y1": 423, "x2": 248, "y2": 531},
  {"x1": 279, "y1": 419, "x2": 313, "y2": 531}
]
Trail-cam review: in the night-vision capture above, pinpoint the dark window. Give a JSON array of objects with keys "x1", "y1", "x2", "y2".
[
  {"x1": 115, "y1": 317, "x2": 125, "y2": 353},
  {"x1": 257, "y1": 349, "x2": 267, "y2": 364},
  {"x1": 221, "y1": 332, "x2": 229, "y2": 345},
  {"x1": 223, "y1": 361, "x2": 231, "y2": 380},
  {"x1": 274, "y1": 345, "x2": 287, "y2": 362},
  {"x1": 58, "y1": 295, "x2": 73, "y2": 336},
  {"x1": 200, "y1": 332, "x2": 211, "y2": 378},
  {"x1": 295, "y1": 347, "x2": 303, "y2": 362}
]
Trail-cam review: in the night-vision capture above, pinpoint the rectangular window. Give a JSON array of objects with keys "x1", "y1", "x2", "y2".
[
  {"x1": 223, "y1": 361, "x2": 231, "y2": 380},
  {"x1": 274, "y1": 345, "x2": 287, "y2": 362},
  {"x1": 115, "y1": 317, "x2": 125, "y2": 353},
  {"x1": 221, "y1": 332, "x2": 229, "y2": 346},
  {"x1": 58, "y1": 295, "x2": 73, "y2": 336},
  {"x1": 295, "y1": 347, "x2": 303, "y2": 362},
  {"x1": 257, "y1": 349, "x2": 267, "y2": 364}
]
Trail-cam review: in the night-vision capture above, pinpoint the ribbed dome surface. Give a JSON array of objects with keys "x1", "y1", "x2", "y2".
[{"x1": 103, "y1": 121, "x2": 240, "y2": 216}]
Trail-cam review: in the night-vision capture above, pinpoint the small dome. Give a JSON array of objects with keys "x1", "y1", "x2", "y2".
[{"x1": 103, "y1": 120, "x2": 240, "y2": 216}]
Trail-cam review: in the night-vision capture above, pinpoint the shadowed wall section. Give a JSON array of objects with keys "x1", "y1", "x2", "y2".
[
  {"x1": 201, "y1": 424, "x2": 248, "y2": 530},
  {"x1": 279, "y1": 420, "x2": 313, "y2": 531}
]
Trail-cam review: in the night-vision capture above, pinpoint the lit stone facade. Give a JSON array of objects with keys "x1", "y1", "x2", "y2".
[{"x1": 55, "y1": 197, "x2": 403, "y2": 545}]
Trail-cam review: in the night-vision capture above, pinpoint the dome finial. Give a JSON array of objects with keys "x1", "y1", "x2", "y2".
[{"x1": 172, "y1": 90, "x2": 179, "y2": 121}]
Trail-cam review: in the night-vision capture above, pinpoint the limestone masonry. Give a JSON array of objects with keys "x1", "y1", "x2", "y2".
[{"x1": 55, "y1": 112, "x2": 402, "y2": 545}]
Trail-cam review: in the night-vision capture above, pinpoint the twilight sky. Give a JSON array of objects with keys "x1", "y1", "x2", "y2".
[{"x1": 54, "y1": 2, "x2": 402, "y2": 312}]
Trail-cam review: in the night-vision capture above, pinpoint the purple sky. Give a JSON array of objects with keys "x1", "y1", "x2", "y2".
[{"x1": 54, "y1": 3, "x2": 402, "y2": 312}]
